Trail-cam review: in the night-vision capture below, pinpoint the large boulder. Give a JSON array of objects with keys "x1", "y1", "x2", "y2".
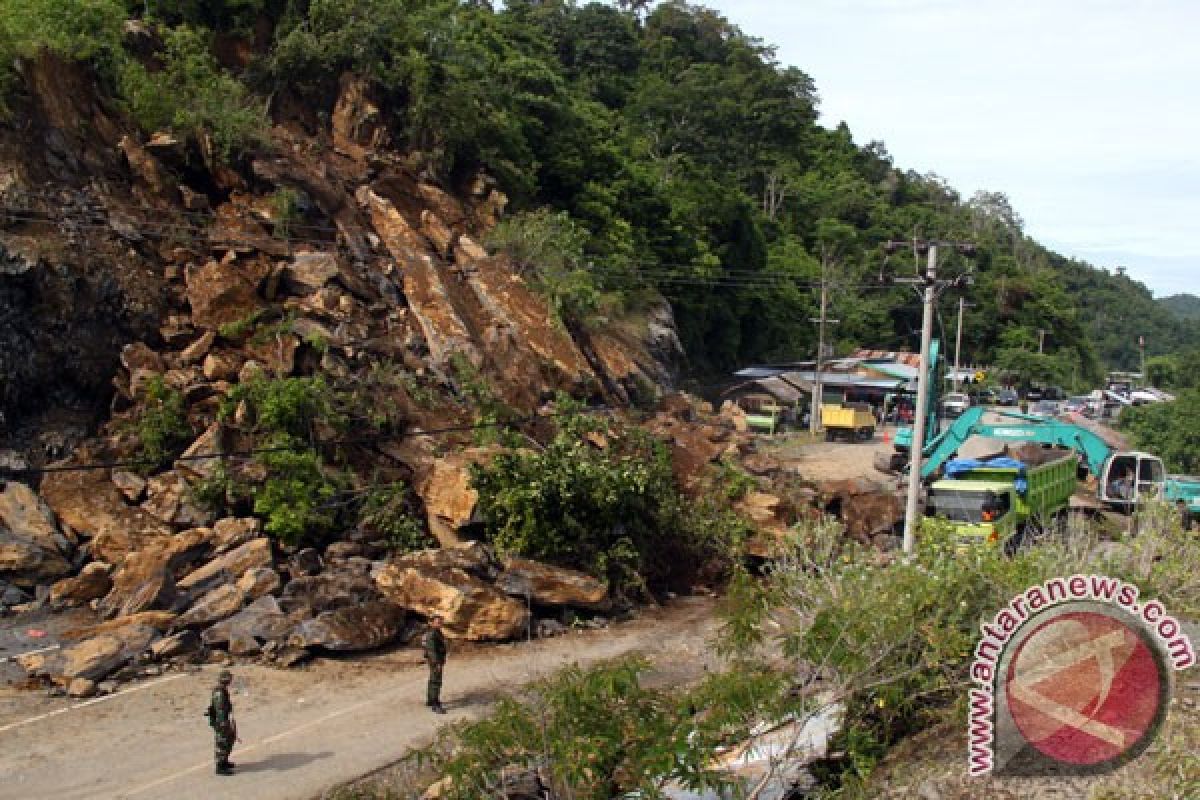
[
  {"x1": 375, "y1": 564, "x2": 529, "y2": 641},
  {"x1": 359, "y1": 188, "x2": 480, "y2": 369},
  {"x1": 175, "y1": 423, "x2": 225, "y2": 483},
  {"x1": 60, "y1": 611, "x2": 178, "y2": 640},
  {"x1": 202, "y1": 595, "x2": 296, "y2": 648},
  {"x1": 280, "y1": 570, "x2": 380, "y2": 615},
  {"x1": 211, "y1": 517, "x2": 262, "y2": 553},
  {"x1": 290, "y1": 601, "x2": 409, "y2": 652},
  {"x1": 97, "y1": 527, "x2": 214, "y2": 618},
  {"x1": 98, "y1": 555, "x2": 176, "y2": 619},
  {"x1": 236, "y1": 567, "x2": 282, "y2": 601},
  {"x1": 285, "y1": 252, "x2": 340, "y2": 293},
  {"x1": 393, "y1": 542, "x2": 500, "y2": 581},
  {"x1": 495, "y1": 557, "x2": 610, "y2": 611},
  {"x1": 20, "y1": 623, "x2": 159, "y2": 686},
  {"x1": 178, "y1": 537, "x2": 273, "y2": 591},
  {"x1": 142, "y1": 471, "x2": 214, "y2": 529},
  {"x1": 175, "y1": 583, "x2": 245, "y2": 629},
  {"x1": 39, "y1": 447, "x2": 172, "y2": 563},
  {"x1": 0, "y1": 481, "x2": 72, "y2": 586},
  {"x1": 185, "y1": 257, "x2": 269, "y2": 330},
  {"x1": 50, "y1": 562, "x2": 114, "y2": 609},
  {"x1": 408, "y1": 450, "x2": 498, "y2": 546}
]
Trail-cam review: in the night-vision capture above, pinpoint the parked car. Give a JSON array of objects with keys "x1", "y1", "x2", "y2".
[
  {"x1": 1024, "y1": 387, "x2": 1045, "y2": 402},
  {"x1": 1029, "y1": 399, "x2": 1061, "y2": 418},
  {"x1": 1063, "y1": 396, "x2": 1092, "y2": 416},
  {"x1": 940, "y1": 392, "x2": 972, "y2": 418},
  {"x1": 969, "y1": 387, "x2": 998, "y2": 405},
  {"x1": 996, "y1": 388, "x2": 1019, "y2": 406}
]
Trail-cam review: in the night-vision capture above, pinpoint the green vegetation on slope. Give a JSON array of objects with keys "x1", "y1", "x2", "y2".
[
  {"x1": 1160, "y1": 293, "x2": 1200, "y2": 321},
  {"x1": 4, "y1": 0, "x2": 1192, "y2": 379},
  {"x1": 336, "y1": 508, "x2": 1200, "y2": 799},
  {"x1": 1121, "y1": 389, "x2": 1200, "y2": 474}
]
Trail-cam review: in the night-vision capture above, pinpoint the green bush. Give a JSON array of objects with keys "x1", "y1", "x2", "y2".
[
  {"x1": 0, "y1": 0, "x2": 126, "y2": 111},
  {"x1": 218, "y1": 376, "x2": 347, "y2": 543},
  {"x1": 358, "y1": 483, "x2": 435, "y2": 553},
  {"x1": 220, "y1": 375, "x2": 343, "y2": 439},
  {"x1": 724, "y1": 511, "x2": 1200, "y2": 786},
  {"x1": 252, "y1": 440, "x2": 340, "y2": 545},
  {"x1": 119, "y1": 25, "x2": 266, "y2": 161},
  {"x1": 269, "y1": 188, "x2": 303, "y2": 239},
  {"x1": 414, "y1": 657, "x2": 797, "y2": 800},
  {"x1": 131, "y1": 374, "x2": 192, "y2": 470},
  {"x1": 485, "y1": 208, "x2": 602, "y2": 326},
  {"x1": 1120, "y1": 389, "x2": 1200, "y2": 474},
  {"x1": 470, "y1": 410, "x2": 743, "y2": 599}
]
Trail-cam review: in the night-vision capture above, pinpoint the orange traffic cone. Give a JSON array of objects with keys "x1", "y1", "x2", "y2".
[{"x1": 882, "y1": 428, "x2": 891, "y2": 444}]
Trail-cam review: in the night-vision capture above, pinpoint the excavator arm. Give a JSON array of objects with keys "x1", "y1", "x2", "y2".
[{"x1": 919, "y1": 408, "x2": 1114, "y2": 480}]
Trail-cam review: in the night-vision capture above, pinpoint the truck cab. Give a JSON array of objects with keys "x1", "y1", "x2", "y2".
[
  {"x1": 927, "y1": 480, "x2": 1016, "y2": 546},
  {"x1": 1099, "y1": 451, "x2": 1165, "y2": 510}
]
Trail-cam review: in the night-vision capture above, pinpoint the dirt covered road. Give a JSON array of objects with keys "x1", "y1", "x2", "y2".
[
  {"x1": 763, "y1": 427, "x2": 898, "y2": 483},
  {"x1": 0, "y1": 597, "x2": 719, "y2": 800}
]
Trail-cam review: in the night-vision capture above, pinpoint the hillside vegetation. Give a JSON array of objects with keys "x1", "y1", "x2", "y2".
[
  {"x1": 1160, "y1": 293, "x2": 1200, "y2": 322},
  {"x1": 2, "y1": 0, "x2": 1195, "y2": 386}
]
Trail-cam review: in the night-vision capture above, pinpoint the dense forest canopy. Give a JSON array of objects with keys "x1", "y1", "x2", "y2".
[
  {"x1": 1160, "y1": 293, "x2": 1200, "y2": 321},
  {"x1": 3, "y1": 0, "x2": 1196, "y2": 386}
]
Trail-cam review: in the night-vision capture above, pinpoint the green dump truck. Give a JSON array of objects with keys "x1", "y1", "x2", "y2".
[{"x1": 925, "y1": 450, "x2": 1077, "y2": 551}]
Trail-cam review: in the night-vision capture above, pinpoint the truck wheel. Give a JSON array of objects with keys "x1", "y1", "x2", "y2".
[{"x1": 825, "y1": 430, "x2": 835, "y2": 442}]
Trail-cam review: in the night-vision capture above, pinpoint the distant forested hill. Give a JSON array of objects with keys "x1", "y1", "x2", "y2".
[
  {"x1": 2, "y1": 0, "x2": 1192, "y2": 386},
  {"x1": 1160, "y1": 294, "x2": 1200, "y2": 321}
]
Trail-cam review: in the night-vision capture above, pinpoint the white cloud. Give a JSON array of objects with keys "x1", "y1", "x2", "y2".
[{"x1": 704, "y1": 0, "x2": 1199, "y2": 295}]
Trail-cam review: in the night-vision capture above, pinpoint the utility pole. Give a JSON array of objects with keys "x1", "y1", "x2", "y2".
[
  {"x1": 809, "y1": 279, "x2": 839, "y2": 434},
  {"x1": 903, "y1": 245, "x2": 937, "y2": 555},
  {"x1": 952, "y1": 297, "x2": 974, "y2": 393},
  {"x1": 1037, "y1": 328, "x2": 1047, "y2": 354},
  {"x1": 886, "y1": 238, "x2": 977, "y2": 555}
]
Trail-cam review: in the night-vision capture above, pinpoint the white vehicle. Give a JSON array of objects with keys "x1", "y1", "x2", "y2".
[{"x1": 940, "y1": 392, "x2": 971, "y2": 418}]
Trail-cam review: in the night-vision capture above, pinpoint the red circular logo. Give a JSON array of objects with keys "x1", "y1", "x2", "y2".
[{"x1": 1005, "y1": 610, "x2": 1167, "y2": 768}]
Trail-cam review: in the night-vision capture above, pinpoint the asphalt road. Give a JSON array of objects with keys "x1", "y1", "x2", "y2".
[{"x1": 0, "y1": 598, "x2": 719, "y2": 800}]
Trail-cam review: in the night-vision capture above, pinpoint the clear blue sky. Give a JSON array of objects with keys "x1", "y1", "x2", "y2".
[{"x1": 703, "y1": 0, "x2": 1198, "y2": 297}]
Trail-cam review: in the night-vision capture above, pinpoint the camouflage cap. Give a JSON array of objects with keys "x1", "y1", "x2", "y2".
[{"x1": 218, "y1": 669, "x2": 233, "y2": 684}]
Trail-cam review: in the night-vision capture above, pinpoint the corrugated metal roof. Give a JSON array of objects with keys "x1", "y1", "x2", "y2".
[
  {"x1": 781, "y1": 371, "x2": 908, "y2": 390},
  {"x1": 863, "y1": 362, "x2": 918, "y2": 380}
]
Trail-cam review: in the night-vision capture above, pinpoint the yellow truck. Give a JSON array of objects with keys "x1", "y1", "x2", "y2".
[{"x1": 821, "y1": 402, "x2": 876, "y2": 442}]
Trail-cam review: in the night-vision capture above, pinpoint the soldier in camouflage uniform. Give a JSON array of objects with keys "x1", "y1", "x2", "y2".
[
  {"x1": 423, "y1": 616, "x2": 448, "y2": 714},
  {"x1": 206, "y1": 669, "x2": 238, "y2": 775}
]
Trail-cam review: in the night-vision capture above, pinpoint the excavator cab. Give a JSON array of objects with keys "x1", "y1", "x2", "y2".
[{"x1": 1099, "y1": 452, "x2": 1166, "y2": 510}]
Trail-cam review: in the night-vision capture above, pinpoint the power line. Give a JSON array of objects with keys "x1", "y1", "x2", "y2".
[
  {"x1": 1, "y1": 203, "x2": 917, "y2": 290},
  {"x1": 0, "y1": 406, "x2": 614, "y2": 478}
]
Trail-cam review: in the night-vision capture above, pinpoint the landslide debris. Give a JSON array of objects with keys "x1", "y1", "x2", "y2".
[{"x1": 0, "y1": 51, "x2": 901, "y2": 691}]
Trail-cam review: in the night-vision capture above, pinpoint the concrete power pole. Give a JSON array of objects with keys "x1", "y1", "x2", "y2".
[
  {"x1": 902, "y1": 245, "x2": 938, "y2": 554},
  {"x1": 887, "y1": 237, "x2": 975, "y2": 555}
]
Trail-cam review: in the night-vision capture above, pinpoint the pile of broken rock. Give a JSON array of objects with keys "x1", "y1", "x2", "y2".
[{"x1": 2, "y1": 476, "x2": 612, "y2": 697}]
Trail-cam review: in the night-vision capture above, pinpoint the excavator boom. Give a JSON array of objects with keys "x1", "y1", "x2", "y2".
[{"x1": 920, "y1": 407, "x2": 1114, "y2": 480}]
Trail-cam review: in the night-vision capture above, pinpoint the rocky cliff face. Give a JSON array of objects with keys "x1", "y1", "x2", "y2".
[
  {"x1": 0, "y1": 56, "x2": 701, "y2": 683},
  {"x1": 0, "y1": 59, "x2": 681, "y2": 465},
  {"x1": 0, "y1": 56, "x2": 900, "y2": 691}
]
